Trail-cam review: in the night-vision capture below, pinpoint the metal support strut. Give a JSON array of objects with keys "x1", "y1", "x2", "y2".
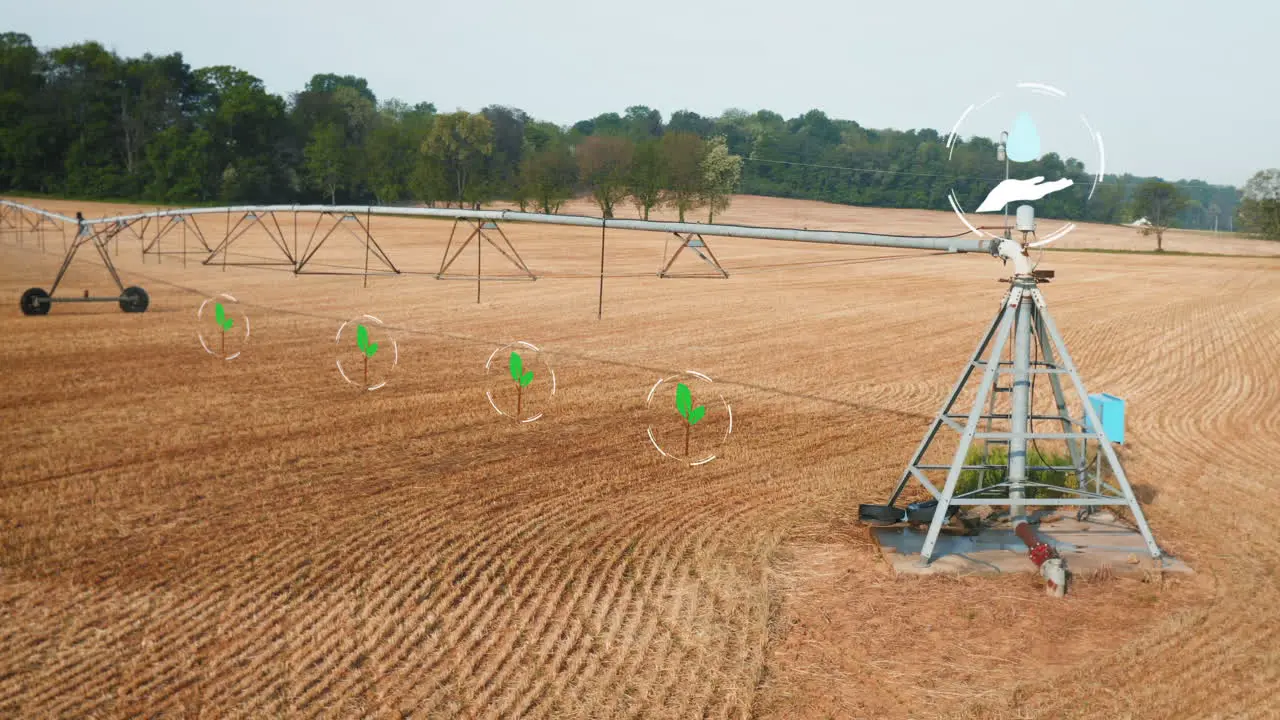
[
  {"x1": 205, "y1": 211, "x2": 297, "y2": 268},
  {"x1": 658, "y1": 232, "x2": 729, "y2": 278},
  {"x1": 435, "y1": 219, "x2": 536, "y2": 284},
  {"x1": 295, "y1": 210, "x2": 399, "y2": 280}
]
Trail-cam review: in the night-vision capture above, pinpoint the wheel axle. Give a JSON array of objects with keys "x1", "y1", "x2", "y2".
[{"x1": 19, "y1": 286, "x2": 148, "y2": 315}]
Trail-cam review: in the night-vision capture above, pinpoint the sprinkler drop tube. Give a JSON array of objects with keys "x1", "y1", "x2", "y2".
[{"x1": 1014, "y1": 521, "x2": 1043, "y2": 553}]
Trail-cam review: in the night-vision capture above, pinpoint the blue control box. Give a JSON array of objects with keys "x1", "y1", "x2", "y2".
[{"x1": 1085, "y1": 393, "x2": 1125, "y2": 444}]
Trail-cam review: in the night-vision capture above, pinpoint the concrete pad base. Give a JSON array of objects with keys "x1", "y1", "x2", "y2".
[{"x1": 870, "y1": 511, "x2": 1191, "y2": 578}]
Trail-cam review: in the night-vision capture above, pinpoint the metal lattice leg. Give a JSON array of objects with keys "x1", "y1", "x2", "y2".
[
  {"x1": 888, "y1": 297, "x2": 1009, "y2": 506},
  {"x1": 1034, "y1": 292, "x2": 1162, "y2": 560},
  {"x1": 919, "y1": 289, "x2": 1021, "y2": 563}
]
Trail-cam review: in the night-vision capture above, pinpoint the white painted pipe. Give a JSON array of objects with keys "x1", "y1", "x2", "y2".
[{"x1": 1, "y1": 200, "x2": 998, "y2": 255}]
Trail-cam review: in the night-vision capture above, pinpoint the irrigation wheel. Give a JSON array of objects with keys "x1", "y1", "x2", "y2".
[
  {"x1": 20, "y1": 287, "x2": 50, "y2": 316},
  {"x1": 120, "y1": 286, "x2": 149, "y2": 313}
]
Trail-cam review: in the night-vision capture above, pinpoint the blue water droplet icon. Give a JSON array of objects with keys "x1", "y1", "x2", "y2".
[{"x1": 1006, "y1": 112, "x2": 1040, "y2": 162}]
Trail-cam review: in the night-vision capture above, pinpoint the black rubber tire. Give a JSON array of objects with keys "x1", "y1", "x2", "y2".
[
  {"x1": 859, "y1": 504, "x2": 905, "y2": 524},
  {"x1": 20, "y1": 287, "x2": 51, "y2": 316},
  {"x1": 906, "y1": 499, "x2": 960, "y2": 525},
  {"x1": 120, "y1": 286, "x2": 149, "y2": 313}
]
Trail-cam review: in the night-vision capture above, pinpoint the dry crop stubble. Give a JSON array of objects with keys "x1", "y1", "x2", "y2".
[{"x1": 1, "y1": 195, "x2": 1278, "y2": 719}]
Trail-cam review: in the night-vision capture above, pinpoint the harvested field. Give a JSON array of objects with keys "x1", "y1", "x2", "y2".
[{"x1": 1, "y1": 194, "x2": 1277, "y2": 718}]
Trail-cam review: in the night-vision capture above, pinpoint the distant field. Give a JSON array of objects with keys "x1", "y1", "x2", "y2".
[{"x1": 1, "y1": 194, "x2": 1277, "y2": 718}]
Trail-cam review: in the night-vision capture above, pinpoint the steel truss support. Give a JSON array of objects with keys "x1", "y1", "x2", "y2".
[
  {"x1": 49, "y1": 221, "x2": 129, "y2": 295},
  {"x1": 0, "y1": 204, "x2": 66, "y2": 253},
  {"x1": 436, "y1": 218, "x2": 535, "y2": 281},
  {"x1": 658, "y1": 232, "x2": 729, "y2": 278},
  {"x1": 140, "y1": 214, "x2": 213, "y2": 268},
  {"x1": 0, "y1": 202, "x2": 23, "y2": 242},
  {"x1": 886, "y1": 278, "x2": 1163, "y2": 565},
  {"x1": 122, "y1": 214, "x2": 153, "y2": 248},
  {"x1": 204, "y1": 210, "x2": 297, "y2": 269},
  {"x1": 295, "y1": 210, "x2": 399, "y2": 286}
]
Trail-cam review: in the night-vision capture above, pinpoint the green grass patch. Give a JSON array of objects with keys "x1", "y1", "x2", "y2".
[{"x1": 955, "y1": 443, "x2": 1081, "y2": 499}]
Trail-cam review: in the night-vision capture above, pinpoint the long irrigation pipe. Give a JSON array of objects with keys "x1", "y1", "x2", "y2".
[{"x1": 0, "y1": 200, "x2": 1000, "y2": 256}]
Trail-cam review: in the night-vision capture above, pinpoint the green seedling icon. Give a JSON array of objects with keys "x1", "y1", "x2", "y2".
[
  {"x1": 675, "y1": 382, "x2": 707, "y2": 457},
  {"x1": 356, "y1": 324, "x2": 379, "y2": 386},
  {"x1": 509, "y1": 351, "x2": 534, "y2": 417},
  {"x1": 214, "y1": 302, "x2": 234, "y2": 357}
]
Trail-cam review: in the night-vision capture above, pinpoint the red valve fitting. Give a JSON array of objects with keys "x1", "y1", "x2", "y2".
[
  {"x1": 1014, "y1": 521, "x2": 1068, "y2": 597},
  {"x1": 1028, "y1": 542, "x2": 1056, "y2": 567},
  {"x1": 1014, "y1": 521, "x2": 1058, "y2": 566}
]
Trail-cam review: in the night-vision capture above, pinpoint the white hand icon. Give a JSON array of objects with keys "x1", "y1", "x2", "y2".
[{"x1": 975, "y1": 176, "x2": 1074, "y2": 213}]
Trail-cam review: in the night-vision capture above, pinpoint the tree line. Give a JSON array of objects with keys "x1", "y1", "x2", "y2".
[{"x1": 1, "y1": 32, "x2": 1276, "y2": 240}]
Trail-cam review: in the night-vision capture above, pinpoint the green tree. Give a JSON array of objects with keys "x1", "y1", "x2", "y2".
[
  {"x1": 289, "y1": 76, "x2": 376, "y2": 201},
  {"x1": 581, "y1": 111, "x2": 625, "y2": 137},
  {"x1": 478, "y1": 105, "x2": 527, "y2": 201},
  {"x1": 519, "y1": 144, "x2": 577, "y2": 214},
  {"x1": 1130, "y1": 180, "x2": 1188, "y2": 251},
  {"x1": 144, "y1": 125, "x2": 213, "y2": 201},
  {"x1": 397, "y1": 102, "x2": 444, "y2": 206},
  {"x1": 364, "y1": 115, "x2": 410, "y2": 204},
  {"x1": 362, "y1": 99, "x2": 434, "y2": 205},
  {"x1": 423, "y1": 111, "x2": 494, "y2": 207},
  {"x1": 331, "y1": 85, "x2": 375, "y2": 142},
  {"x1": 1084, "y1": 181, "x2": 1127, "y2": 224},
  {"x1": 409, "y1": 152, "x2": 449, "y2": 207},
  {"x1": 118, "y1": 52, "x2": 196, "y2": 182},
  {"x1": 660, "y1": 131, "x2": 705, "y2": 221},
  {"x1": 627, "y1": 139, "x2": 666, "y2": 220},
  {"x1": 1237, "y1": 169, "x2": 1280, "y2": 241},
  {"x1": 197, "y1": 65, "x2": 291, "y2": 202},
  {"x1": 46, "y1": 42, "x2": 130, "y2": 197},
  {"x1": 0, "y1": 33, "x2": 51, "y2": 192},
  {"x1": 700, "y1": 136, "x2": 743, "y2": 222},
  {"x1": 577, "y1": 135, "x2": 634, "y2": 218},
  {"x1": 305, "y1": 122, "x2": 346, "y2": 203},
  {"x1": 667, "y1": 110, "x2": 714, "y2": 138},
  {"x1": 523, "y1": 119, "x2": 565, "y2": 153},
  {"x1": 304, "y1": 73, "x2": 376, "y2": 104},
  {"x1": 623, "y1": 105, "x2": 663, "y2": 141}
]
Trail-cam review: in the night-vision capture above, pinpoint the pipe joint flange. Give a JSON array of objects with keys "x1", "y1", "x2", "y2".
[{"x1": 1028, "y1": 542, "x2": 1056, "y2": 567}]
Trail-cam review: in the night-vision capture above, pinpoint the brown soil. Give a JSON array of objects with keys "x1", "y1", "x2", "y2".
[{"x1": 1, "y1": 194, "x2": 1276, "y2": 718}]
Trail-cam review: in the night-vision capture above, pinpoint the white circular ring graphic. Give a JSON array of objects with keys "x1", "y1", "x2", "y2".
[
  {"x1": 485, "y1": 341, "x2": 556, "y2": 423},
  {"x1": 645, "y1": 370, "x2": 732, "y2": 465},
  {"x1": 943, "y1": 82, "x2": 1105, "y2": 243},
  {"x1": 335, "y1": 314, "x2": 398, "y2": 391},
  {"x1": 196, "y1": 293, "x2": 250, "y2": 361}
]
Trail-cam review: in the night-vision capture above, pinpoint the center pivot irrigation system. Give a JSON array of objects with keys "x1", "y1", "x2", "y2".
[{"x1": 3, "y1": 197, "x2": 1165, "y2": 585}]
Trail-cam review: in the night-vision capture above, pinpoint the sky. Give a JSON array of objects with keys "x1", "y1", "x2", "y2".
[{"x1": 5, "y1": 0, "x2": 1276, "y2": 187}]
